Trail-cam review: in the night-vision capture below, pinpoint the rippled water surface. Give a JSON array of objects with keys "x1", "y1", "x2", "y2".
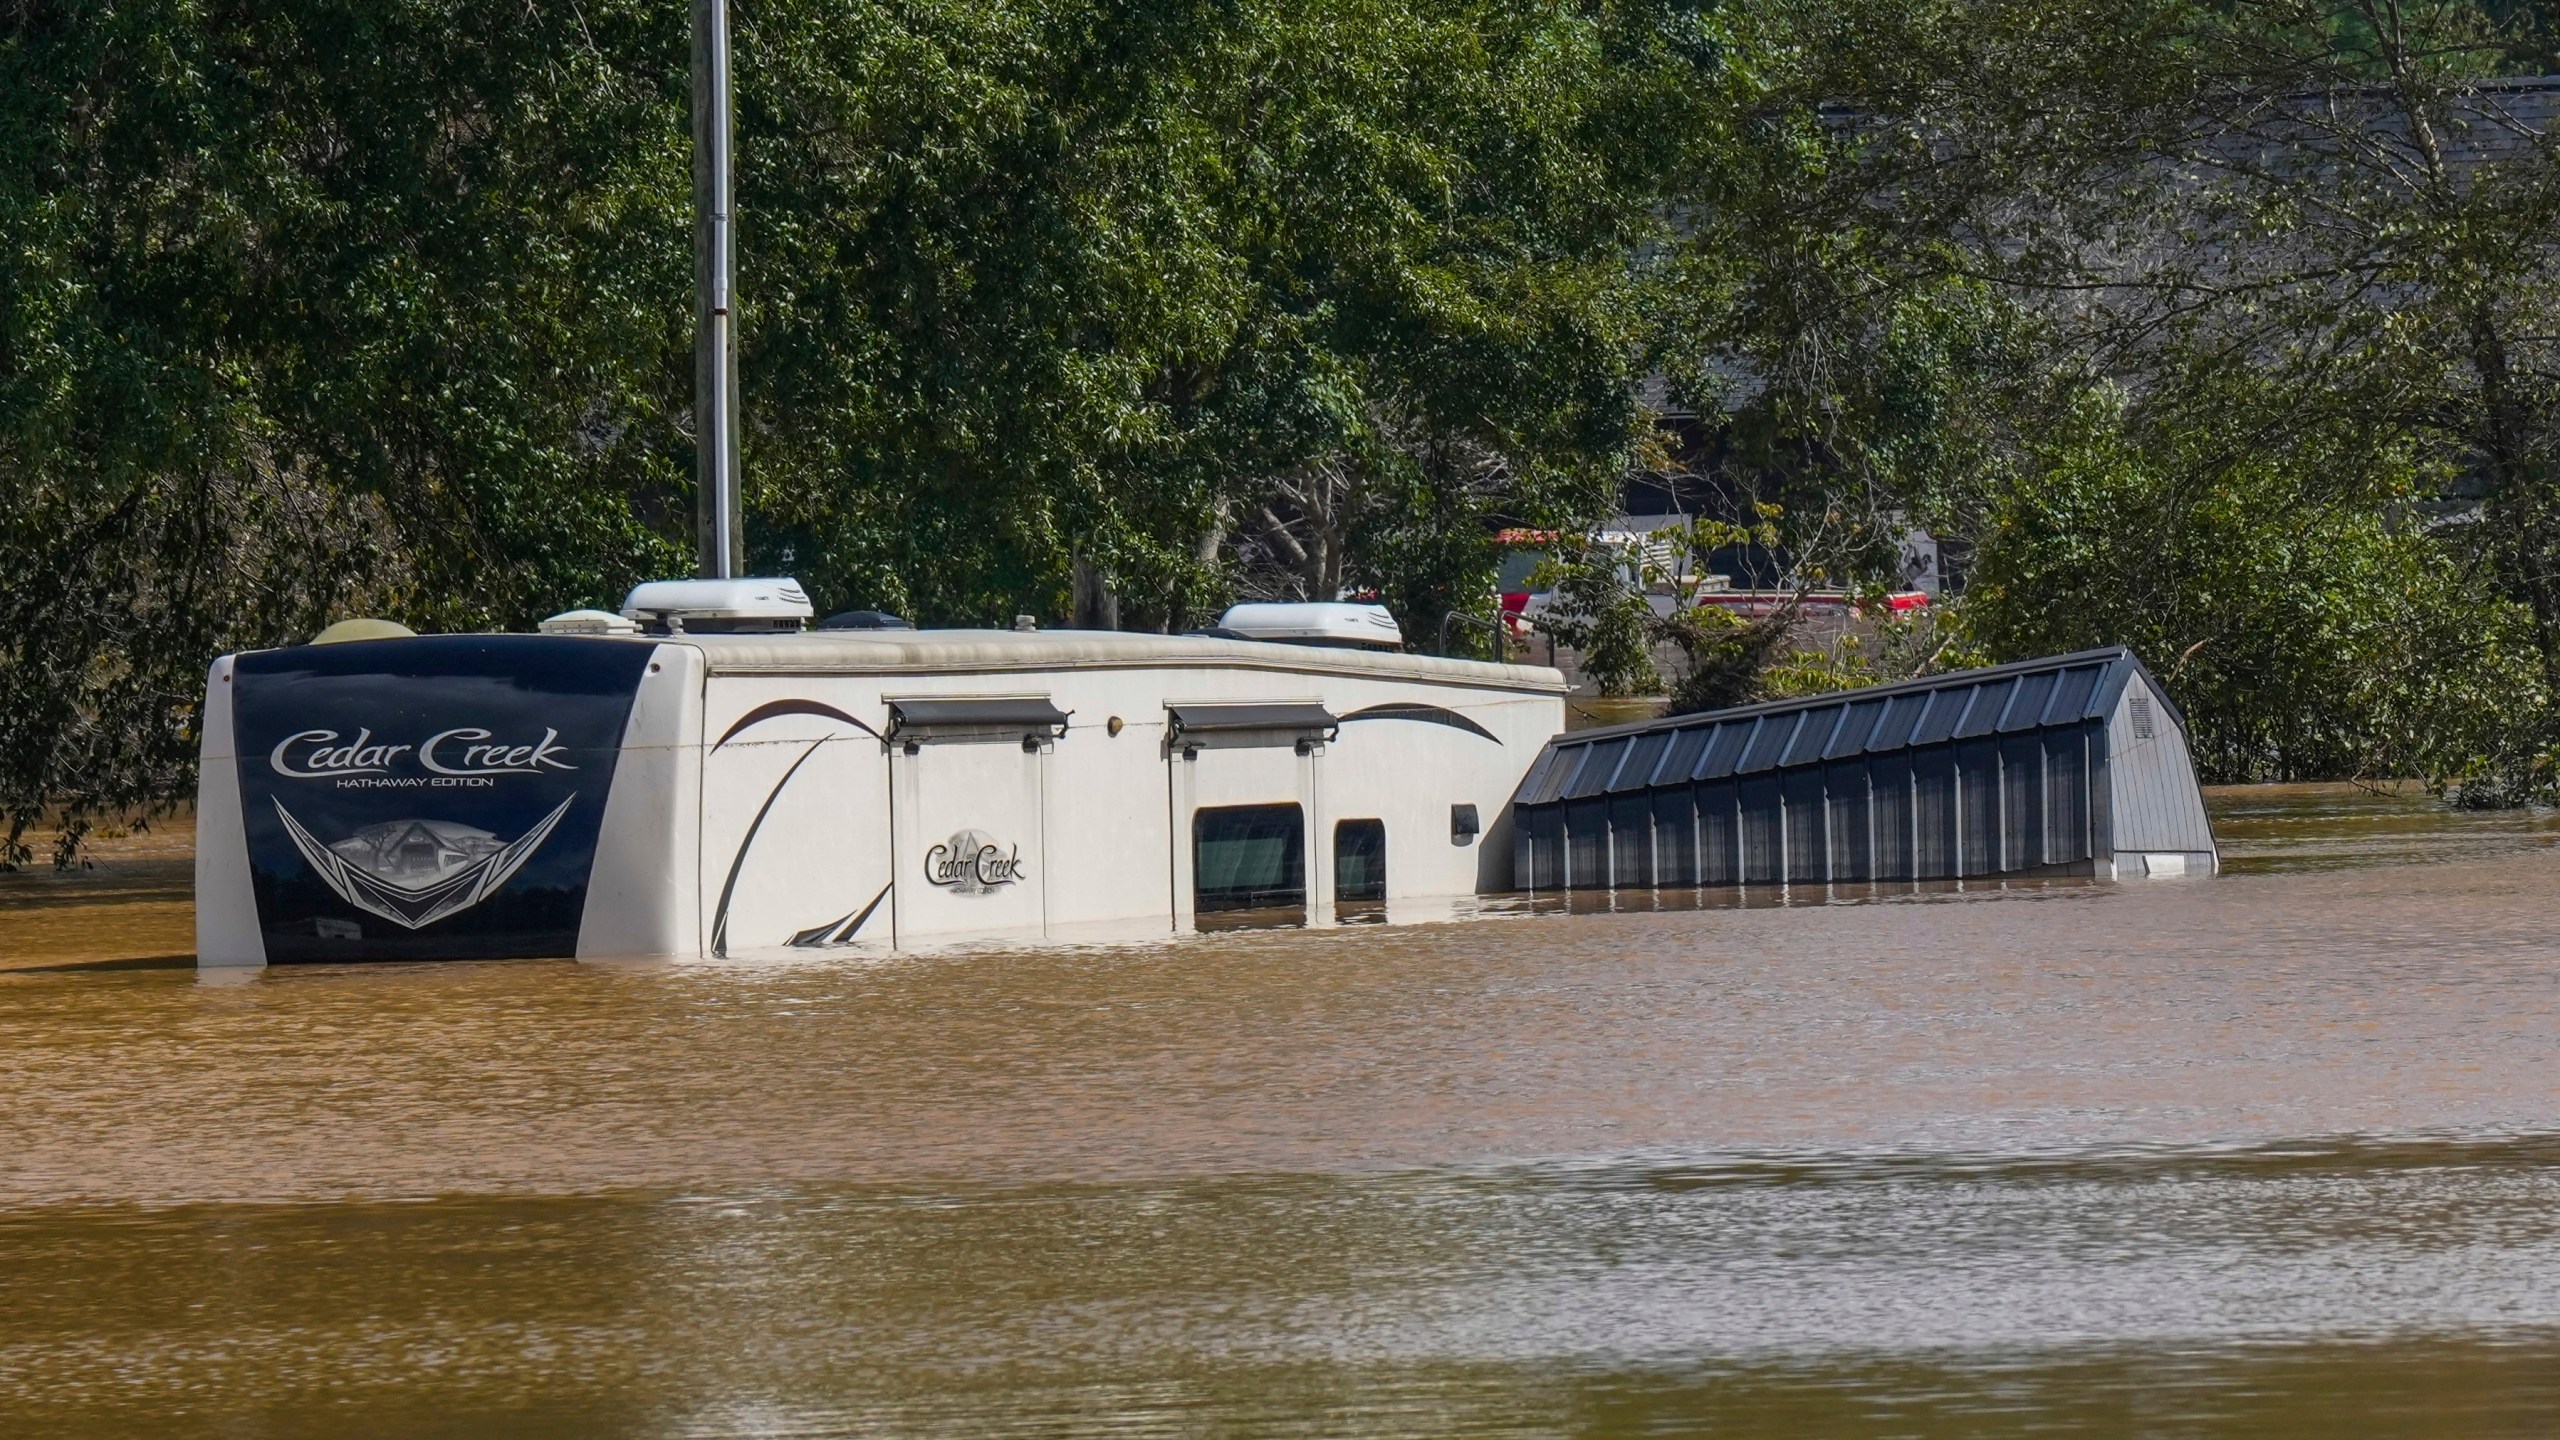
[{"x1": 5, "y1": 784, "x2": 2560, "y2": 1437}]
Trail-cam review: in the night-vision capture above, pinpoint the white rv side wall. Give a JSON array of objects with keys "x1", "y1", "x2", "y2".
[
  {"x1": 695, "y1": 672, "x2": 895, "y2": 956},
  {"x1": 1041, "y1": 704, "x2": 1176, "y2": 937},
  {"x1": 1312, "y1": 684, "x2": 1555, "y2": 906},
  {"x1": 686, "y1": 658, "x2": 1562, "y2": 956},
  {"x1": 577, "y1": 644, "x2": 707, "y2": 960},
  {"x1": 2104, "y1": 673, "x2": 2218, "y2": 873},
  {"x1": 194, "y1": 654, "x2": 266, "y2": 967},
  {"x1": 1304, "y1": 741, "x2": 1332, "y2": 923}
]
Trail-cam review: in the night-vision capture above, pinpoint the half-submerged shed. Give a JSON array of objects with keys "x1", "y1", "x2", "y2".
[{"x1": 1508, "y1": 647, "x2": 2216, "y2": 891}]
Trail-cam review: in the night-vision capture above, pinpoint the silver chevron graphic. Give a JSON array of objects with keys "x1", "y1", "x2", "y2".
[{"x1": 274, "y1": 796, "x2": 575, "y2": 930}]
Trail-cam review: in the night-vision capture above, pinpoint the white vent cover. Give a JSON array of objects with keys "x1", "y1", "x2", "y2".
[
  {"x1": 538, "y1": 609, "x2": 641, "y2": 636},
  {"x1": 2131, "y1": 696, "x2": 2156, "y2": 740}
]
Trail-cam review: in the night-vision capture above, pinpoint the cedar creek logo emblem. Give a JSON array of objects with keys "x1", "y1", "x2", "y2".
[
  {"x1": 275, "y1": 799, "x2": 572, "y2": 930},
  {"x1": 264, "y1": 722, "x2": 579, "y2": 929},
  {"x1": 924, "y1": 829, "x2": 1026, "y2": 895}
]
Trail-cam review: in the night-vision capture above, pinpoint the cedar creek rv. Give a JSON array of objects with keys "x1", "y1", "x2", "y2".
[{"x1": 194, "y1": 595, "x2": 1569, "y2": 966}]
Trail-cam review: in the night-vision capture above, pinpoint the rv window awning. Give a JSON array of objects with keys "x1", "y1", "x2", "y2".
[
  {"x1": 888, "y1": 697, "x2": 1070, "y2": 736},
  {"x1": 1167, "y1": 702, "x2": 1340, "y2": 738}
]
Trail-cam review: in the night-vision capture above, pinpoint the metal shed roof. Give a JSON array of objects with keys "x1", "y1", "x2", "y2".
[{"x1": 1512, "y1": 647, "x2": 2170, "y2": 808}]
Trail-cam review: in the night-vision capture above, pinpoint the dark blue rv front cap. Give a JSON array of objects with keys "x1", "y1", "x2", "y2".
[{"x1": 229, "y1": 635, "x2": 654, "y2": 962}]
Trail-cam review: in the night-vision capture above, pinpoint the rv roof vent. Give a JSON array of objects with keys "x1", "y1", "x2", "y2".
[
  {"x1": 539, "y1": 608, "x2": 642, "y2": 637},
  {"x1": 620, "y1": 577, "x2": 813, "y2": 635},
  {"x1": 1215, "y1": 602, "x2": 1403, "y2": 651},
  {"x1": 310, "y1": 618, "x2": 416, "y2": 645}
]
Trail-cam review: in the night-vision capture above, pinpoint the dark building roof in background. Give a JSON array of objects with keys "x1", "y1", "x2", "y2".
[{"x1": 1512, "y1": 647, "x2": 2169, "y2": 808}]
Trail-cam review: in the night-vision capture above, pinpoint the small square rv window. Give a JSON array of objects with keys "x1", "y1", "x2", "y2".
[{"x1": 1335, "y1": 818, "x2": 1386, "y2": 915}]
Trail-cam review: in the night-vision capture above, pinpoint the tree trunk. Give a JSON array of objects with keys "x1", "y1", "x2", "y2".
[{"x1": 1071, "y1": 552, "x2": 1118, "y2": 630}]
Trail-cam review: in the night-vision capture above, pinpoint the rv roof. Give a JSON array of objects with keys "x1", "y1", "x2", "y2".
[{"x1": 658, "y1": 626, "x2": 1567, "y2": 693}]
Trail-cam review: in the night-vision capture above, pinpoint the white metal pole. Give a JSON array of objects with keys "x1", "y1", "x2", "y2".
[{"x1": 693, "y1": 0, "x2": 741, "y2": 579}]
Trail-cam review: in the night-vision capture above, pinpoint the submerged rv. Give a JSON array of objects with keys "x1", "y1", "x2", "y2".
[{"x1": 195, "y1": 607, "x2": 1566, "y2": 967}]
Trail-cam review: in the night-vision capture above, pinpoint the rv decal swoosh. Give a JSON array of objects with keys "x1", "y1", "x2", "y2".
[
  {"x1": 710, "y1": 704, "x2": 885, "y2": 955},
  {"x1": 709, "y1": 736, "x2": 835, "y2": 958},
  {"x1": 275, "y1": 796, "x2": 573, "y2": 931},
  {"x1": 715, "y1": 699, "x2": 882, "y2": 750},
  {"x1": 1340, "y1": 702, "x2": 1501, "y2": 743},
  {"x1": 788, "y1": 882, "x2": 893, "y2": 948}
]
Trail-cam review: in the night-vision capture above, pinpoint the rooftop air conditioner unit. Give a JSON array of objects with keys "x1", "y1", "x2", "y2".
[
  {"x1": 621, "y1": 577, "x2": 813, "y2": 634},
  {"x1": 1215, "y1": 602, "x2": 1404, "y2": 651}
]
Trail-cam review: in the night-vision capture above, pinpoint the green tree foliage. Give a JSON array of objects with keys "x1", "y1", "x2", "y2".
[
  {"x1": 1643, "y1": 0, "x2": 2560, "y2": 790},
  {"x1": 1964, "y1": 382, "x2": 2546, "y2": 784},
  {"x1": 10, "y1": 0, "x2": 2560, "y2": 857},
  {"x1": 738, "y1": 0, "x2": 1706, "y2": 634},
  {"x1": 1, "y1": 0, "x2": 692, "y2": 862},
  {"x1": 0, "y1": 0, "x2": 1701, "y2": 857},
  {"x1": 1522, "y1": 534, "x2": 1663, "y2": 696}
]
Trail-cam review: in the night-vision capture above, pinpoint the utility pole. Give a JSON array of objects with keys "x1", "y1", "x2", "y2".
[{"x1": 693, "y1": 0, "x2": 742, "y2": 579}]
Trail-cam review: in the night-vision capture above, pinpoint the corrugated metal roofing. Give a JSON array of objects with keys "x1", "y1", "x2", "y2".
[{"x1": 1515, "y1": 648, "x2": 2161, "y2": 808}]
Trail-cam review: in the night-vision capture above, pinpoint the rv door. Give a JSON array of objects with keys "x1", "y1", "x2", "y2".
[{"x1": 886, "y1": 700, "x2": 1061, "y2": 943}]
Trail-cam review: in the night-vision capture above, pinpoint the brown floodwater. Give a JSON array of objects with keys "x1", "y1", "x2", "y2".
[
  {"x1": 5, "y1": 784, "x2": 2560, "y2": 1436},
  {"x1": 0, "y1": 816, "x2": 194, "y2": 973}
]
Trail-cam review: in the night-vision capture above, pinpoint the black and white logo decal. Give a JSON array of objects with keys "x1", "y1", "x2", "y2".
[
  {"x1": 924, "y1": 829, "x2": 1026, "y2": 895},
  {"x1": 230, "y1": 635, "x2": 655, "y2": 962},
  {"x1": 274, "y1": 797, "x2": 574, "y2": 930}
]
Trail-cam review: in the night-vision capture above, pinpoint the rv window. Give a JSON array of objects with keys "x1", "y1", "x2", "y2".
[
  {"x1": 1194, "y1": 804, "x2": 1306, "y2": 919},
  {"x1": 1335, "y1": 819, "x2": 1386, "y2": 917}
]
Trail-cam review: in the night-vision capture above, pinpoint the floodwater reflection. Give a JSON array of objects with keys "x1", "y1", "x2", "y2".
[{"x1": 4, "y1": 784, "x2": 2560, "y2": 1437}]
